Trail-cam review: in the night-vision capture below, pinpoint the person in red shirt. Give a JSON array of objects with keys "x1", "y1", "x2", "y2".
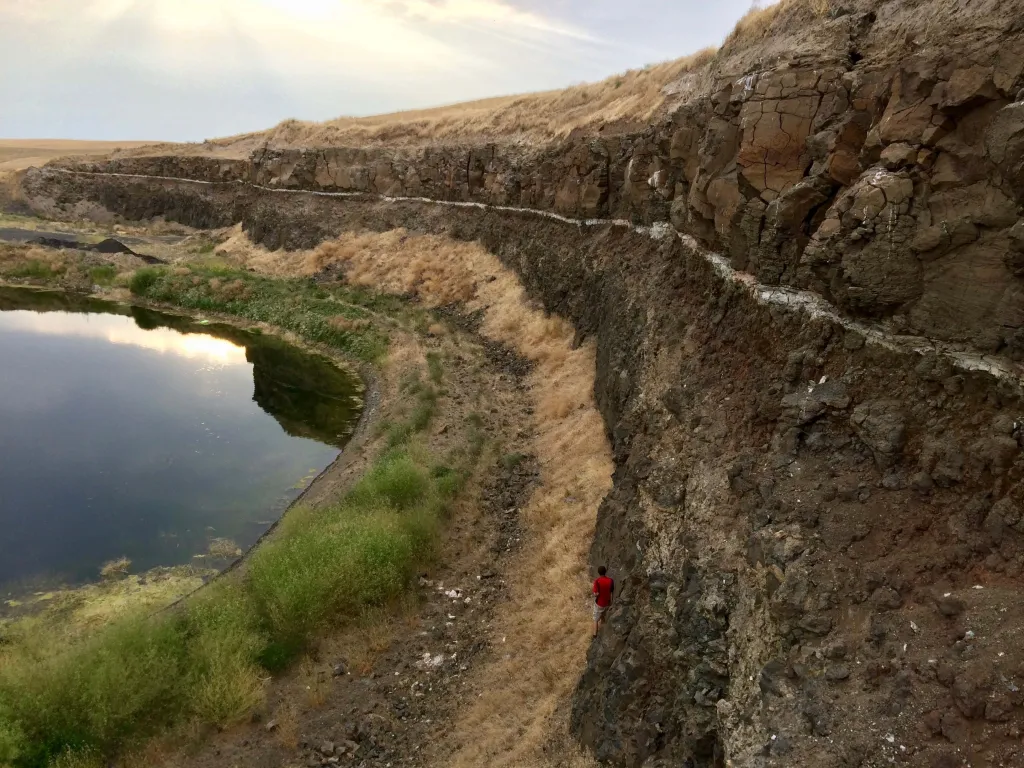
[{"x1": 592, "y1": 565, "x2": 614, "y2": 636}]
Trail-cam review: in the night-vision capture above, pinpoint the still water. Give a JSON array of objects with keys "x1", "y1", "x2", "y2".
[{"x1": 0, "y1": 287, "x2": 362, "y2": 591}]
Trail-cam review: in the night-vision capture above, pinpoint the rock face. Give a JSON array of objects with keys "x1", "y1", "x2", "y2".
[{"x1": 16, "y1": 1, "x2": 1024, "y2": 766}]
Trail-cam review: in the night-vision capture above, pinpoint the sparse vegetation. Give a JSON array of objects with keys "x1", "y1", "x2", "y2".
[
  {"x1": 99, "y1": 557, "x2": 131, "y2": 580},
  {"x1": 724, "y1": 0, "x2": 841, "y2": 48},
  {"x1": 121, "y1": 47, "x2": 717, "y2": 157},
  {"x1": 5, "y1": 260, "x2": 63, "y2": 280},
  {"x1": 205, "y1": 538, "x2": 242, "y2": 560},
  {"x1": 426, "y1": 351, "x2": 444, "y2": 384},
  {"x1": 501, "y1": 452, "x2": 528, "y2": 471},
  {"x1": 264, "y1": 47, "x2": 716, "y2": 145},
  {"x1": 292, "y1": 226, "x2": 613, "y2": 768},
  {"x1": 386, "y1": 376, "x2": 439, "y2": 449}
]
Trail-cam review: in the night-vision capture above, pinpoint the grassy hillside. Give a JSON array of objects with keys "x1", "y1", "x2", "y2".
[{"x1": 0, "y1": 141, "x2": 156, "y2": 171}]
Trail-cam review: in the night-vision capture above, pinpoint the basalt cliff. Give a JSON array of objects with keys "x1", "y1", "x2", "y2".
[{"x1": 11, "y1": 1, "x2": 1024, "y2": 765}]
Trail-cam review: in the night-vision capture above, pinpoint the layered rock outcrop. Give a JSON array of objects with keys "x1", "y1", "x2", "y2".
[{"x1": 17, "y1": 1, "x2": 1024, "y2": 765}]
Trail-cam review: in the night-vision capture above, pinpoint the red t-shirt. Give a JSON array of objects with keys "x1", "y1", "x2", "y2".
[{"x1": 592, "y1": 575, "x2": 614, "y2": 607}]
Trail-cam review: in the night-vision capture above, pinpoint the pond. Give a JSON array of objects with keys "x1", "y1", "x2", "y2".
[{"x1": 0, "y1": 286, "x2": 362, "y2": 593}]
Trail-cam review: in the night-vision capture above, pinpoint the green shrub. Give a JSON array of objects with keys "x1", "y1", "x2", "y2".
[
  {"x1": 0, "y1": 616, "x2": 188, "y2": 766},
  {"x1": 246, "y1": 450, "x2": 436, "y2": 661},
  {"x1": 87, "y1": 266, "x2": 118, "y2": 286},
  {"x1": 48, "y1": 747, "x2": 104, "y2": 768},
  {"x1": 247, "y1": 507, "x2": 417, "y2": 656},
  {"x1": 128, "y1": 267, "x2": 162, "y2": 296},
  {"x1": 409, "y1": 391, "x2": 437, "y2": 433},
  {"x1": 0, "y1": 718, "x2": 25, "y2": 765},
  {"x1": 431, "y1": 465, "x2": 464, "y2": 500},
  {"x1": 346, "y1": 452, "x2": 429, "y2": 511},
  {"x1": 183, "y1": 588, "x2": 266, "y2": 726}
]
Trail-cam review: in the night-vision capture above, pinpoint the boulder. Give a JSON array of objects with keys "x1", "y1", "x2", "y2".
[
  {"x1": 938, "y1": 66, "x2": 999, "y2": 112},
  {"x1": 780, "y1": 380, "x2": 850, "y2": 426}
]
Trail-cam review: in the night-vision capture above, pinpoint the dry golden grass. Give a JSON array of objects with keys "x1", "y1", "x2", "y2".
[
  {"x1": 42, "y1": 0, "x2": 853, "y2": 165},
  {"x1": 723, "y1": 0, "x2": 844, "y2": 48},
  {"x1": 0, "y1": 139, "x2": 155, "y2": 171},
  {"x1": 22, "y1": 1, "x2": 856, "y2": 167},
  {"x1": 212, "y1": 225, "x2": 308, "y2": 275},
  {"x1": 270, "y1": 701, "x2": 300, "y2": 749},
  {"x1": 115, "y1": 49, "x2": 715, "y2": 159},
  {"x1": 0, "y1": 170, "x2": 24, "y2": 208},
  {"x1": 216, "y1": 227, "x2": 613, "y2": 767},
  {"x1": 0, "y1": 243, "x2": 65, "y2": 272},
  {"x1": 252, "y1": 48, "x2": 714, "y2": 148}
]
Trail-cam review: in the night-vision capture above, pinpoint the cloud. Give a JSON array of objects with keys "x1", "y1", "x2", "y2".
[
  {"x1": 379, "y1": 0, "x2": 598, "y2": 41},
  {"x1": 0, "y1": 0, "x2": 761, "y2": 141}
]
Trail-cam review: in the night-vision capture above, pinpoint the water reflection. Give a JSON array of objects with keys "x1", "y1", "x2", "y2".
[
  {"x1": 0, "y1": 311, "x2": 249, "y2": 366},
  {"x1": 0, "y1": 287, "x2": 363, "y2": 591}
]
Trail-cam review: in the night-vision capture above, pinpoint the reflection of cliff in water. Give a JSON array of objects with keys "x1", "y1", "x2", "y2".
[
  {"x1": 0, "y1": 288, "x2": 361, "y2": 449},
  {"x1": 246, "y1": 339, "x2": 360, "y2": 448},
  {"x1": 133, "y1": 306, "x2": 361, "y2": 448}
]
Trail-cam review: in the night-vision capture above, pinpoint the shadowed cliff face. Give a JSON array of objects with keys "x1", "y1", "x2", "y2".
[{"x1": 14, "y1": 1, "x2": 1024, "y2": 765}]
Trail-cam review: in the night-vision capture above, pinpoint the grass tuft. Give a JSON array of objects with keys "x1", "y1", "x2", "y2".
[
  {"x1": 99, "y1": 557, "x2": 131, "y2": 580},
  {"x1": 128, "y1": 267, "x2": 163, "y2": 296},
  {"x1": 426, "y1": 351, "x2": 444, "y2": 384},
  {"x1": 87, "y1": 265, "x2": 118, "y2": 286}
]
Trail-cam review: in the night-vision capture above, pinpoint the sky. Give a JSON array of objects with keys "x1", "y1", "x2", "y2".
[{"x1": 0, "y1": 0, "x2": 769, "y2": 142}]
